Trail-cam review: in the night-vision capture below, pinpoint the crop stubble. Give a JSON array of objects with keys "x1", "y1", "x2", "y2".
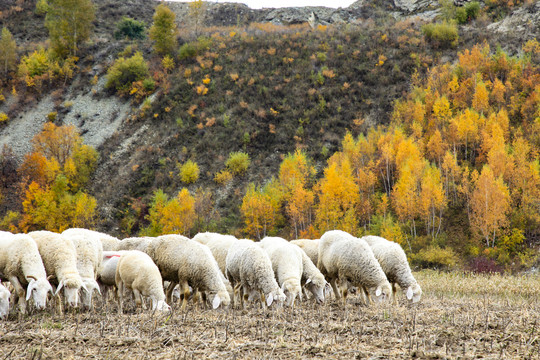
[{"x1": 0, "y1": 271, "x2": 538, "y2": 359}]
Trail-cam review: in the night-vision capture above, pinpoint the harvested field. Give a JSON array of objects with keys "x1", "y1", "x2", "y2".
[{"x1": 0, "y1": 271, "x2": 538, "y2": 359}]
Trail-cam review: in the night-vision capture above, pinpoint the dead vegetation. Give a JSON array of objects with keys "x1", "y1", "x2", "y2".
[{"x1": 0, "y1": 270, "x2": 538, "y2": 359}]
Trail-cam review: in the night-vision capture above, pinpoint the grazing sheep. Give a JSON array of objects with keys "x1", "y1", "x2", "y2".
[
  {"x1": 0, "y1": 232, "x2": 52, "y2": 313},
  {"x1": 298, "y1": 249, "x2": 328, "y2": 304},
  {"x1": 291, "y1": 239, "x2": 320, "y2": 267},
  {"x1": 192, "y1": 232, "x2": 238, "y2": 274},
  {"x1": 117, "y1": 236, "x2": 154, "y2": 252},
  {"x1": 318, "y1": 230, "x2": 392, "y2": 305},
  {"x1": 115, "y1": 250, "x2": 170, "y2": 313},
  {"x1": 62, "y1": 228, "x2": 104, "y2": 310},
  {"x1": 362, "y1": 235, "x2": 422, "y2": 303},
  {"x1": 97, "y1": 251, "x2": 129, "y2": 302},
  {"x1": 225, "y1": 239, "x2": 286, "y2": 309},
  {"x1": 0, "y1": 281, "x2": 11, "y2": 319},
  {"x1": 259, "y1": 237, "x2": 303, "y2": 307},
  {"x1": 28, "y1": 231, "x2": 86, "y2": 310},
  {"x1": 61, "y1": 228, "x2": 121, "y2": 251},
  {"x1": 146, "y1": 235, "x2": 230, "y2": 310}
]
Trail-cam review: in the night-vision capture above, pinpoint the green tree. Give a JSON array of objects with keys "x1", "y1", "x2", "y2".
[
  {"x1": 149, "y1": 3, "x2": 178, "y2": 56},
  {"x1": 0, "y1": 27, "x2": 17, "y2": 75},
  {"x1": 45, "y1": 0, "x2": 95, "y2": 58}
]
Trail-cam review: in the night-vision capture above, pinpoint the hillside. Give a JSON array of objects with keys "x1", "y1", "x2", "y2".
[{"x1": 0, "y1": 0, "x2": 538, "y2": 270}]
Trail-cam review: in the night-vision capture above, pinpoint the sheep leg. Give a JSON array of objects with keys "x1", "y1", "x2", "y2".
[
  {"x1": 133, "y1": 289, "x2": 144, "y2": 310},
  {"x1": 392, "y1": 283, "x2": 397, "y2": 304},
  {"x1": 9, "y1": 276, "x2": 27, "y2": 314},
  {"x1": 117, "y1": 280, "x2": 124, "y2": 314},
  {"x1": 232, "y1": 282, "x2": 242, "y2": 309},
  {"x1": 179, "y1": 281, "x2": 190, "y2": 311},
  {"x1": 165, "y1": 281, "x2": 177, "y2": 305},
  {"x1": 362, "y1": 287, "x2": 372, "y2": 306},
  {"x1": 329, "y1": 278, "x2": 341, "y2": 300}
]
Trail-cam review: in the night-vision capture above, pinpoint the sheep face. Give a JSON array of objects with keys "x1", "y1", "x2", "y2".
[
  {"x1": 0, "y1": 285, "x2": 10, "y2": 319},
  {"x1": 405, "y1": 283, "x2": 422, "y2": 303},
  {"x1": 209, "y1": 290, "x2": 231, "y2": 309},
  {"x1": 266, "y1": 288, "x2": 286, "y2": 307},
  {"x1": 152, "y1": 299, "x2": 171, "y2": 312},
  {"x1": 282, "y1": 280, "x2": 302, "y2": 307},
  {"x1": 56, "y1": 279, "x2": 85, "y2": 308},
  {"x1": 26, "y1": 278, "x2": 53, "y2": 310},
  {"x1": 80, "y1": 279, "x2": 101, "y2": 309},
  {"x1": 305, "y1": 278, "x2": 327, "y2": 304},
  {"x1": 368, "y1": 282, "x2": 392, "y2": 304}
]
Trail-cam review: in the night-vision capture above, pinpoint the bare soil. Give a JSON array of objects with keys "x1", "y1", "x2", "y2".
[{"x1": 0, "y1": 271, "x2": 538, "y2": 359}]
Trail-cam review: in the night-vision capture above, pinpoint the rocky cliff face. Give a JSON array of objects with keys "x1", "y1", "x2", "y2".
[{"x1": 166, "y1": 0, "x2": 441, "y2": 28}]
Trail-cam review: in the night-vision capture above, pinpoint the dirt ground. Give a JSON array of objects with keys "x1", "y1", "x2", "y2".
[{"x1": 0, "y1": 271, "x2": 538, "y2": 359}]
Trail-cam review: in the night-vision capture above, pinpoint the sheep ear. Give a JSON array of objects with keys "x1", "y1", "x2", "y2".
[
  {"x1": 94, "y1": 282, "x2": 102, "y2": 296},
  {"x1": 212, "y1": 295, "x2": 221, "y2": 309},
  {"x1": 266, "y1": 293, "x2": 274, "y2": 307},
  {"x1": 375, "y1": 287, "x2": 382, "y2": 297},
  {"x1": 55, "y1": 281, "x2": 64, "y2": 296},
  {"x1": 406, "y1": 286, "x2": 413, "y2": 300},
  {"x1": 26, "y1": 281, "x2": 35, "y2": 301},
  {"x1": 81, "y1": 283, "x2": 89, "y2": 294},
  {"x1": 305, "y1": 278, "x2": 312, "y2": 285}
]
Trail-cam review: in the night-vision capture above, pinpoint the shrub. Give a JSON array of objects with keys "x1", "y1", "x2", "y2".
[
  {"x1": 178, "y1": 42, "x2": 198, "y2": 60},
  {"x1": 105, "y1": 52, "x2": 149, "y2": 92},
  {"x1": 178, "y1": 37, "x2": 212, "y2": 60},
  {"x1": 0, "y1": 113, "x2": 8, "y2": 122},
  {"x1": 214, "y1": 169, "x2": 233, "y2": 185},
  {"x1": 467, "y1": 256, "x2": 504, "y2": 274},
  {"x1": 179, "y1": 160, "x2": 200, "y2": 184},
  {"x1": 456, "y1": 1, "x2": 480, "y2": 24},
  {"x1": 226, "y1": 151, "x2": 250, "y2": 175},
  {"x1": 47, "y1": 112, "x2": 57, "y2": 122},
  {"x1": 142, "y1": 78, "x2": 155, "y2": 91},
  {"x1": 114, "y1": 17, "x2": 146, "y2": 40},
  {"x1": 422, "y1": 21, "x2": 459, "y2": 48},
  {"x1": 411, "y1": 245, "x2": 458, "y2": 269},
  {"x1": 18, "y1": 47, "x2": 50, "y2": 77}
]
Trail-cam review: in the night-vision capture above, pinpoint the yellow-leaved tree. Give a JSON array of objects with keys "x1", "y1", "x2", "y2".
[
  {"x1": 470, "y1": 165, "x2": 511, "y2": 247},
  {"x1": 315, "y1": 157, "x2": 359, "y2": 235},
  {"x1": 143, "y1": 188, "x2": 196, "y2": 236}
]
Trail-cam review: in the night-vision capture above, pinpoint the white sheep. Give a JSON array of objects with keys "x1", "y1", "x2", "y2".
[
  {"x1": 225, "y1": 239, "x2": 286, "y2": 309},
  {"x1": 298, "y1": 249, "x2": 328, "y2": 303},
  {"x1": 291, "y1": 239, "x2": 320, "y2": 267},
  {"x1": 362, "y1": 235, "x2": 422, "y2": 303},
  {"x1": 0, "y1": 281, "x2": 11, "y2": 319},
  {"x1": 28, "y1": 231, "x2": 87, "y2": 310},
  {"x1": 0, "y1": 232, "x2": 52, "y2": 313},
  {"x1": 192, "y1": 232, "x2": 238, "y2": 274},
  {"x1": 318, "y1": 230, "x2": 392, "y2": 305},
  {"x1": 146, "y1": 234, "x2": 230, "y2": 310},
  {"x1": 60, "y1": 228, "x2": 121, "y2": 251},
  {"x1": 259, "y1": 237, "x2": 303, "y2": 307},
  {"x1": 115, "y1": 250, "x2": 170, "y2": 313},
  {"x1": 97, "y1": 251, "x2": 129, "y2": 302},
  {"x1": 62, "y1": 228, "x2": 104, "y2": 310},
  {"x1": 117, "y1": 236, "x2": 154, "y2": 252}
]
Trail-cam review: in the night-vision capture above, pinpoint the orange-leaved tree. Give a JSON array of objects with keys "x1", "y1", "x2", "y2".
[{"x1": 18, "y1": 123, "x2": 98, "y2": 232}]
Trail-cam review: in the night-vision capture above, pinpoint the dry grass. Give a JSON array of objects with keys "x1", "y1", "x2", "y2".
[{"x1": 0, "y1": 271, "x2": 538, "y2": 359}]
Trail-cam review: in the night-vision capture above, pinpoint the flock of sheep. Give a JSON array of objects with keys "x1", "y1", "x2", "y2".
[{"x1": 0, "y1": 229, "x2": 422, "y2": 318}]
